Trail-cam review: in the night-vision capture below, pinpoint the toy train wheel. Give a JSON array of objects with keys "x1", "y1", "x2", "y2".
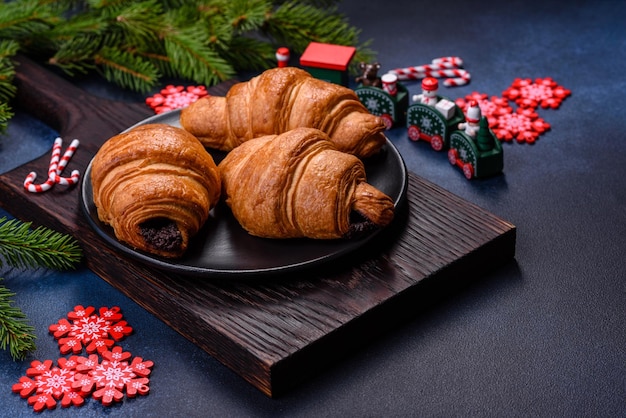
[
  {"x1": 408, "y1": 125, "x2": 421, "y2": 141},
  {"x1": 431, "y1": 135, "x2": 444, "y2": 151},
  {"x1": 448, "y1": 148, "x2": 458, "y2": 165},
  {"x1": 381, "y1": 114, "x2": 393, "y2": 130},
  {"x1": 462, "y1": 163, "x2": 474, "y2": 180}
]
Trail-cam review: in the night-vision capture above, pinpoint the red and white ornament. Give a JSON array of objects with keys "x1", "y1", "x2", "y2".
[
  {"x1": 146, "y1": 85, "x2": 208, "y2": 114},
  {"x1": 12, "y1": 356, "x2": 87, "y2": 412},
  {"x1": 275, "y1": 47, "x2": 290, "y2": 68},
  {"x1": 23, "y1": 137, "x2": 80, "y2": 193},
  {"x1": 49, "y1": 305, "x2": 133, "y2": 355},
  {"x1": 72, "y1": 346, "x2": 153, "y2": 406}
]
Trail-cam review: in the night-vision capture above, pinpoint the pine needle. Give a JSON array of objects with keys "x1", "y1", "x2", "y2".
[
  {"x1": 0, "y1": 281, "x2": 36, "y2": 361},
  {"x1": 0, "y1": 217, "x2": 82, "y2": 271},
  {"x1": 0, "y1": 217, "x2": 82, "y2": 360}
]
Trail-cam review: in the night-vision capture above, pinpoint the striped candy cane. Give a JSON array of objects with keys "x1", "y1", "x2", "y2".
[
  {"x1": 24, "y1": 137, "x2": 81, "y2": 193},
  {"x1": 49, "y1": 139, "x2": 80, "y2": 185},
  {"x1": 432, "y1": 56, "x2": 464, "y2": 67},
  {"x1": 24, "y1": 138, "x2": 62, "y2": 193},
  {"x1": 389, "y1": 56, "x2": 470, "y2": 86},
  {"x1": 24, "y1": 171, "x2": 55, "y2": 193}
]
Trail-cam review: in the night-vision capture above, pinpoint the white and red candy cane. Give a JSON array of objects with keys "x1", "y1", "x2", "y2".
[
  {"x1": 23, "y1": 138, "x2": 61, "y2": 193},
  {"x1": 23, "y1": 172, "x2": 55, "y2": 193},
  {"x1": 389, "y1": 56, "x2": 470, "y2": 86},
  {"x1": 24, "y1": 137, "x2": 81, "y2": 193},
  {"x1": 49, "y1": 138, "x2": 80, "y2": 185},
  {"x1": 431, "y1": 56, "x2": 464, "y2": 67}
]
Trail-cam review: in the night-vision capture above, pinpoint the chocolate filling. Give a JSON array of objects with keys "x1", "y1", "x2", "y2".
[
  {"x1": 139, "y1": 218, "x2": 182, "y2": 252},
  {"x1": 346, "y1": 210, "x2": 377, "y2": 239}
]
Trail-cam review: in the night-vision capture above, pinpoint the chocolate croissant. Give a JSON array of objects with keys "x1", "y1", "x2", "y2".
[
  {"x1": 218, "y1": 127, "x2": 394, "y2": 239},
  {"x1": 180, "y1": 67, "x2": 386, "y2": 158},
  {"x1": 90, "y1": 123, "x2": 221, "y2": 258}
]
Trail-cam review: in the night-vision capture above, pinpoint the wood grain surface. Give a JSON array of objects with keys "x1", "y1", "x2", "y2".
[{"x1": 0, "y1": 56, "x2": 516, "y2": 397}]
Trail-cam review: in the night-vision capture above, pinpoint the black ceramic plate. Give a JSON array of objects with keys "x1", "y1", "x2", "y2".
[{"x1": 80, "y1": 110, "x2": 408, "y2": 278}]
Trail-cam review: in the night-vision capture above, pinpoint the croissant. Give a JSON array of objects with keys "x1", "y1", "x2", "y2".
[
  {"x1": 90, "y1": 123, "x2": 221, "y2": 258},
  {"x1": 180, "y1": 67, "x2": 386, "y2": 158},
  {"x1": 218, "y1": 127, "x2": 395, "y2": 239}
]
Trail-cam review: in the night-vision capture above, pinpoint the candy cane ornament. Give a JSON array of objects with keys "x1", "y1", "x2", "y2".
[
  {"x1": 54, "y1": 170, "x2": 80, "y2": 187},
  {"x1": 24, "y1": 137, "x2": 81, "y2": 193},
  {"x1": 23, "y1": 172, "x2": 55, "y2": 193},
  {"x1": 389, "y1": 56, "x2": 471, "y2": 87},
  {"x1": 49, "y1": 138, "x2": 80, "y2": 185},
  {"x1": 432, "y1": 56, "x2": 464, "y2": 67},
  {"x1": 23, "y1": 138, "x2": 61, "y2": 193}
]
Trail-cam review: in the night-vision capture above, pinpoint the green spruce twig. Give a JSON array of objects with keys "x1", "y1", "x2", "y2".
[
  {"x1": 0, "y1": 217, "x2": 82, "y2": 270},
  {"x1": 0, "y1": 281, "x2": 36, "y2": 361},
  {"x1": 0, "y1": 216, "x2": 82, "y2": 360},
  {"x1": 0, "y1": 39, "x2": 19, "y2": 133}
]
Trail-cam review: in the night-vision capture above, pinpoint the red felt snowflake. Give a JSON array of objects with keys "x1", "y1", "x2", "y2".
[
  {"x1": 456, "y1": 92, "x2": 513, "y2": 129},
  {"x1": 502, "y1": 77, "x2": 571, "y2": 109},
  {"x1": 146, "y1": 85, "x2": 208, "y2": 114},
  {"x1": 492, "y1": 108, "x2": 551, "y2": 144},
  {"x1": 72, "y1": 346, "x2": 153, "y2": 406},
  {"x1": 12, "y1": 357, "x2": 87, "y2": 412},
  {"x1": 49, "y1": 305, "x2": 133, "y2": 355}
]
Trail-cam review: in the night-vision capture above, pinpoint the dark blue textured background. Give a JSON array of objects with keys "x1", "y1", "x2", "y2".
[{"x1": 1, "y1": 0, "x2": 625, "y2": 416}]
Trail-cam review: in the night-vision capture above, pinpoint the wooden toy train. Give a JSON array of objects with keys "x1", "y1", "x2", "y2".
[{"x1": 354, "y1": 67, "x2": 503, "y2": 180}]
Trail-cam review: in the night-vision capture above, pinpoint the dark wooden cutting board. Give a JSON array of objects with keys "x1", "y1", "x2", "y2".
[{"x1": 0, "y1": 56, "x2": 516, "y2": 397}]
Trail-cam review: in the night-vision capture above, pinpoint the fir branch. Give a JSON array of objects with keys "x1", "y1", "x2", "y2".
[
  {"x1": 0, "y1": 281, "x2": 36, "y2": 361},
  {"x1": 105, "y1": 0, "x2": 165, "y2": 46},
  {"x1": 94, "y1": 46, "x2": 160, "y2": 92},
  {"x1": 0, "y1": 217, "x2": 81, "y2": 361},
  {"x1": 0, "y1": 39, "x2": 18, "y2": 133},
  {"x1": 0, "y1": 0, "x2": 59, "y2": 41},
  {"x1": 218, "y1": 36, "x2": 276, "y2": 72},
  {"x1": 48, "y1": 33, "x2": 100, "y2": 75},
  {"x1": 162, "y1": 21, "x2": 235, "y2": 85},
  {"x1": 265, "y1": 1, "x2": 361, "y2": 51},
  {"x1": 225, "y1": 0, "x2": 270, "y2": 33},
  {"x1": 0, "y1": 41, "x2": 18, "y2": 102},
  {"x1": 0, "y1": 217, "x2": 82, "y2": 271},
  {"x1": 0, "y1": 40, "x2": 19, "y2": 97},
  {"x1": 0, "y1": 102, "x2": 13, "y2": 134}
]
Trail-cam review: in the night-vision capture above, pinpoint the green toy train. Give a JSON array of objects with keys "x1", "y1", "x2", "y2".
[
  {"x1": 406, "y1": 97, "x2": 465, "y2": 151},
  {"x1": 354, "y1": 70, "x2": 503, "y2": 179},
  {"x1": 406, "y1": 78, "x2": 503, "y2": 179},
  {"x1": 354, "y1": 82, "x2": 409, "y2": 129},
  {"x1": 447, "y1": 117, "x2": 503, "y2": 179}
]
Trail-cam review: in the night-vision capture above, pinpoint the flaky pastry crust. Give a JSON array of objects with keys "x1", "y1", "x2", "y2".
[
  {"x1": 91, "y1": 123, "x2": 221, "y2": 258},
  {"x1": 218, "y1": 127, "x2": 394, "y2": 239},
  {"x1": 180, "y1": 67, "x2": 386, "y2": 158}
]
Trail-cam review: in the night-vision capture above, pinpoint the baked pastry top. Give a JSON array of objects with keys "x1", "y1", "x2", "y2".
[
  {"x1": 90, "y1": 123, "x2": 221, "y2": 258},
  {"x1": 218, "y1": 127, "x2": 394, "y2": 239}
]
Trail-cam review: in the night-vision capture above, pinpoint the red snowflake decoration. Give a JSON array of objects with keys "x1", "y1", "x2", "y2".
[
  {"x1": 49, "y1": 305, "x2": 133, "y2": 355},
  {"x1": 146, "y1": 85, "x2": 208, "y2": 114},
  {"x1": 72, "y1": 346, "x2": 153, "y2": 406},
  {"x1": 502, "y1": 77, "x2": 571, "y2": 109},
  {"x1": 12, "y1": 357, "x2": 87, "y2": 412},
  {"x1": 492, "y1": 108, "x2": 551, "y2": 144},
  {"x1": 456, "y1": 92, "x2": 513, "y2": 128}
]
